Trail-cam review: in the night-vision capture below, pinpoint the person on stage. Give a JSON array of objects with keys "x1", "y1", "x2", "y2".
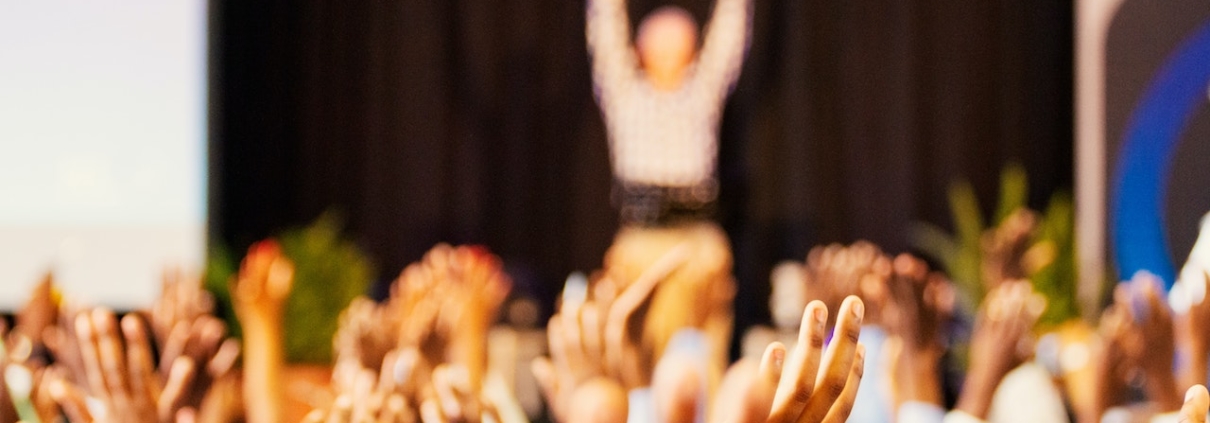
[{"x1": 586, "y1": 0, "x2": 753, "y2": 396}]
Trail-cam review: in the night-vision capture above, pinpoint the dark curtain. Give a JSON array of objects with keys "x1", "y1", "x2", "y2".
[{"x1": 209, "y1": 0, "x2": 1073, "y2": 344}]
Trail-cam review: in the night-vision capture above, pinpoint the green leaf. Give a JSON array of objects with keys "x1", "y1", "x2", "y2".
[
  {"x1": 949, "y1": 181, "x2": 985, "y2": 251},
  {"x1": 1029, "y1": 191, "x2": 1080, "y2": 327},
  {"x1": 995, "y1": 163, "x2": 1029, "y2": 224},
  {"x1": 908, "y1": 222, "x2": 961, "y2": 271},
  {"x1": 204, "y1": 241, "x2": 241, "y2": 340},
  {"x1": 948, "y1": 181, "x2": 986, "y2": 301},
  {"x1": 278, "y1": 212, "x2": 377, "y2": 364}
]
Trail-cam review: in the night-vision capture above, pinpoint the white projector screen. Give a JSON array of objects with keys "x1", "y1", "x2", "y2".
[{"x1": 0, "y1": 1, "x2": 208, "y2": 310}]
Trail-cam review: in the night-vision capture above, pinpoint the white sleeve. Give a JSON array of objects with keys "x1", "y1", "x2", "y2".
[
  {"x1": 586, "y1": 0, "x2": 638, "y2": 103},
  {"x1": 897, "y1": 402, "x2": 947, "y2": 423},
  {"x1": 986, "y1": 363, "x2": 1068, "y2": 423},
  {"x1": 1100, "y1": 405, "x2": 1184, "y2": 423},
  {"x1": 900, "y1": 401, "x2": 992, "y2": 423},
  {"x1": 895, "y1": 402, "x2": 989, "y2": 423},
  {"x1": 692, "y1": 0, "x2": 752, "y2": 100},
  {"x1": 1148, "y1": 411, "x2": 1179, "y2": 423},
  {"x1": 627, "y1": 387, "x2": 656, "y2": 423},
  {"x1": 943, "y1": 410, "x2": 989, "y2": 423}
]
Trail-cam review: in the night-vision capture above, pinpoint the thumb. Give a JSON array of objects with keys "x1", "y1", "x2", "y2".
[{"x1": 1180, "y1": 385, "x2": 1210, "y2": 423}]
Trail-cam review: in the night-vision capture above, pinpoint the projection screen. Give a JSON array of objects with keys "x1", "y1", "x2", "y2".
[{"x1": 0, "y1": 1, "x2": 209, "y2": 309}]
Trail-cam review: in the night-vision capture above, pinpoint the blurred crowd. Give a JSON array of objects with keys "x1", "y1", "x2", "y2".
[{"x1": 1, "y1": 208, "x2": 1210, "y2": 423}]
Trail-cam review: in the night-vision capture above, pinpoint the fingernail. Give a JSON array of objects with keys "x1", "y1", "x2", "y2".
[
  {"x1": 813, "y1": 307, "x2": 826, "y2": 325},
  {"x1": 1188, "y1": 387, "x2": 1197, "y2": 402},
  {"x1": 852, "y1": 301, "x2": 864, "y2": 320},
  {"x1": 773, "y1": 348, "x2": 785, "y2": 371}
]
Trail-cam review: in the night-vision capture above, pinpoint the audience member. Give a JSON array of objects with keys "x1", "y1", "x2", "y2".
[{"x1": 4, "y1": 231, "x2": 1210, "y2": 423}]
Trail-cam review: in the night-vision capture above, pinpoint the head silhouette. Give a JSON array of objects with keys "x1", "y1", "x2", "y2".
[{"x1": 635, "y1": 6, "x2": 698, "y2": 90}]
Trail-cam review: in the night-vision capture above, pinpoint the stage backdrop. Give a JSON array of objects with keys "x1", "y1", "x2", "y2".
[
  {"x1": 211, "y1": 0, "x2": 1074, "y2": 345},
  {"x1": 1078, "y1": 0, "x2": 1210, "y2": 299},
  {"x1": 1104, "y1": 0, "x2": 1210, "y2": 287}
]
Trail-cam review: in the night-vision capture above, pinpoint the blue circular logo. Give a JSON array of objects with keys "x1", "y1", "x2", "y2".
[{"x1": 1111, "y1": 20, "x2": 1210, "y2": 287}]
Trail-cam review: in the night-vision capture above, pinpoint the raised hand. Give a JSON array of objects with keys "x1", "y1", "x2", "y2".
[
  {"x1": 884, "y1": 254, "x2": 953, "y2": 351},
  {"x1": 327, "y1": 245, "x2": 518, "y2": 423},
  {"x1": 533, "y1": 245, "x2": 689, "y2": 421},
  {"x1": 531, "y1": 293, "x2": 606, "y2": 422},
  {"x1": 232, "y1": 240, "x2": 295, "y2": 323},
  {"x1": 43, "y1": 301, "x2": 90, "y2": 389},
  {"x1": 1083, "y1": 302, "x2": 1133, "y2": 423},
  {"x1": 1175, "y1": 264, "x2": 1210, "y2": 391},
  {"x1": 980, "y1": 209, "x2": 1040, "y2": 289},
  {"x1": 232, "y1": 240, "x2": 295, "y2": 423},
  {"x1": 713, "y1": 296, "x2": 867, "y2": 423},
  {"x1": 302, "y1": 392, "x2": 414, "y2": 423},
  {"x1": 710, "y1": 358, "x2": 774, "y2": 423},
  {"x1": 603, "y1": 244, "x2": 690, "y2": 389},
  {"x1": 419, "y1": 363, "x2": 508, "y2": 423},
  {"x1": 1121, "y1": 273, "x2": 1183, "y2": 412},
  {"x1": 332, "y1": 296, "x2": 404, "y2": 392},
  {"x1": 46, "y1": 309, "x2": 197, "y2": 423},
  {"x1": 2, "y1": 280, "x2": 62, "y2": 423},
  {"x1": 15, "y1": 273, "x2": 58, "y2": 357},
  {"x1": 156, "y1": 315, "x2": 239, "y2": 414},
  {"x1": 1181, "y1": 385, "x2": 1210, "y2": 423},
  {"x1": 530, "y1": 277, "x2": 631, "y2": 421},
  {"x1": 436, "y1": 246, "x2": 512, "y2": 389},
  {"x1": 310, "y1": 353, "x2": 524, "y2": 423},
  {"x1": 1175, "y1": 215, "x2": 1210, "y2": 393},
  {"x1": 882, "y1": 253, "x2": 954, "y2": 409},
  {"x1": 954, "y1": 280, "x2": 1045, "y2": 419},
  {"x1": 151, "y1": 268, "x2": 215, "y2": 348},
  {"x1": 393, "y1": 244, "x2": 511, "y2": 390},
  {"x1": 303, "y1": 351, "x2": 415, "y2": 423},
  {"x1": 149, "y1": 268, "x2": 239, "y2": 413},
  {"x1": 2, "y1": 360, "x2": 57, "y2": 423},
  {"x1": 802, "y1": 242, "x2": 891, "y2": 328},
  {"x1": 1, "y1": 321, "x2": 21, "y2": 423},
  {"x1": 563, "y1": 377, "x2": 628, "y2": 423}
]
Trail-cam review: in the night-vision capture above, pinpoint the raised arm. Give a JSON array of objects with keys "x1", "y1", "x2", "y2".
[
  {"x1": 694, "y1": 0, "x2": 752, "y2": 99},
  {"x1": 586, "y1": 0, "x2": 639, "y2": 102}
]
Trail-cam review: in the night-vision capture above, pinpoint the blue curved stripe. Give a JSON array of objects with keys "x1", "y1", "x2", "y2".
[{"x1": 1111, "y1": 20, "x2": 1210, "y2": 287}]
